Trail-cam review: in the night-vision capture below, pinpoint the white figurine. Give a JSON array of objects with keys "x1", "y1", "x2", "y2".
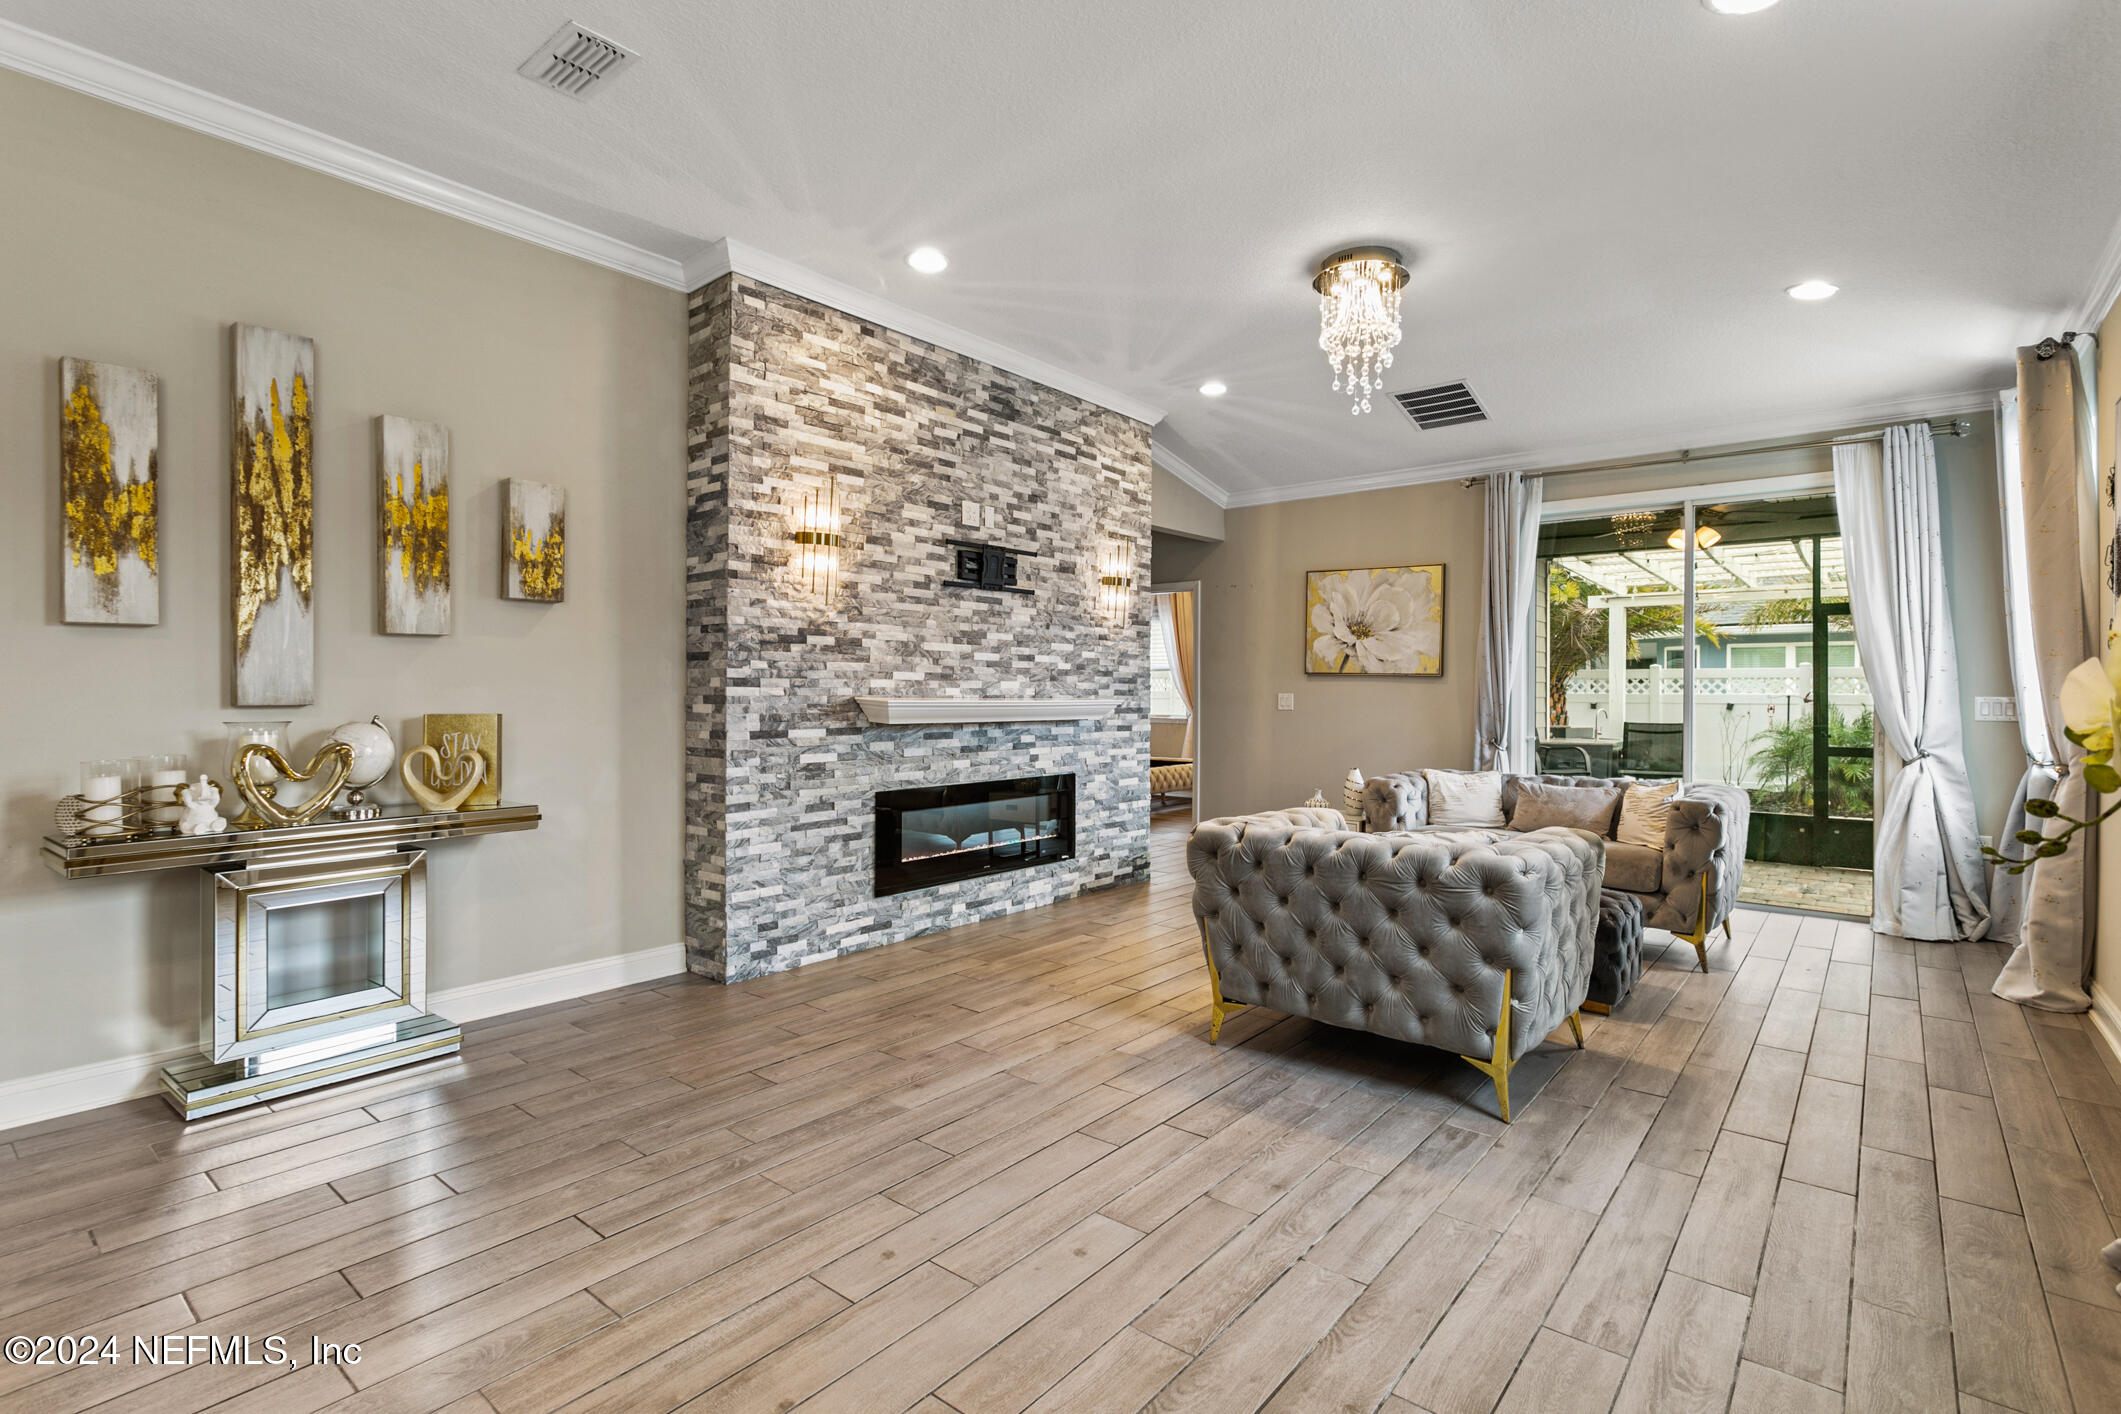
[{"x1": 176, "y1": 776, "x2": 229, "y2": 835}]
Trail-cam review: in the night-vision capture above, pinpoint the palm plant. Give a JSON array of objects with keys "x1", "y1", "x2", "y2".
[
  {"x1": 1546, "y1": 565, "x2": 1719, "y2": 728},
  {"x1": 1744, "y1": 708, "x2": 1875, "y2": 816}
]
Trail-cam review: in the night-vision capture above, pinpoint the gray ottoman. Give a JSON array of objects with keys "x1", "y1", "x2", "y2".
[{"x1": 1586, "y1": 889, "x2": 1644, "y2": 1014}]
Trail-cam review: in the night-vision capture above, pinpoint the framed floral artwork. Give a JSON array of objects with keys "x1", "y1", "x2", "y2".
[{"x1": 1305, "y1": 564, "x2": 1444, "y2": 676}]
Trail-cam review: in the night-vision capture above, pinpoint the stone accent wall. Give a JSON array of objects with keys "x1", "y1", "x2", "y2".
[{"x1": 684, "y1": 274, "x2": 1152, "y2": 983}]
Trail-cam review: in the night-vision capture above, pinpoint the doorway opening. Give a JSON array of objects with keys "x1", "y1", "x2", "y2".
[
  {"x1": 1535, "y1": 493, "x2": 1875, "y2": 917},
  {"x1": 1149, "y1": 584, "x2": 1199, "y2": 829}
]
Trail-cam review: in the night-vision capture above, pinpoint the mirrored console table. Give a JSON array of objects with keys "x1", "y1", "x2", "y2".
[{"x1": 44, "y1": 802, "x2": 539, "y2": 1119}]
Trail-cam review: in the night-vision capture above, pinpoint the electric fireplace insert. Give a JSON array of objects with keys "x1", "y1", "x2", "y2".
[{"x1": 874, "y1": 774, "x2": 1075, "y2": 896}]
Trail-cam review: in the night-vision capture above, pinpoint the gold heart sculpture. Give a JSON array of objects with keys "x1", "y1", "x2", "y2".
[
  {"x1": 401, "y1": 745, "x2": 486, "y2": 812},
  {"x1": 233, "y1": 741, "x2": 356, "y2": 828}
]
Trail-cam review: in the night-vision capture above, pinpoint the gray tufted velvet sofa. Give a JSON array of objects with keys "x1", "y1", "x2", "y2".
[
  {"x1": 1360, "y1": 771, "x2": 1751, "y2": 971},
  {"x1": 1187, "y1": 808, "x2": 1602, "y2": 1121}
]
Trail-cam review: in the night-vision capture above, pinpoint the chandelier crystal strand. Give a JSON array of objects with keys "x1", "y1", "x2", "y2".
[{"x1": 1314, "y1": 249, "x2": 1407, "y2": 415}]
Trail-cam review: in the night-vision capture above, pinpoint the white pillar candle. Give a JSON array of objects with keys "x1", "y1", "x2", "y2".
[
  {"x1": 82, "y1": 765, "x2": 124, "y2": 836},
  {"x1": 148, "y1": 767, "x2": 189, "y2": 826}
]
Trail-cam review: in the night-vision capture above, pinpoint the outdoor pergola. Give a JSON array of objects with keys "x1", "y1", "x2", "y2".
[{"x1": 1553, "y1": 539, "x2": 1849, "y2": 723}]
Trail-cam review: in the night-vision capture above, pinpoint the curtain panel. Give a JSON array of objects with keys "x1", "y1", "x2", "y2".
[
  {"x1": 1832, "y1": 426, "x2": 1991, "y2": 941},
  {"x1": 1995, "y1": 341, "x2": 2100, "y2": 1010},
  {"x1": 1474, "y1": 471, "x2": 1543, "y2": 772},
  {"x1": 1168, "y1": 590, "x2": 1197, "y2": 759},
  {"x1": 1987, "y1": 385, "x2": 2059, "y2": 946}
]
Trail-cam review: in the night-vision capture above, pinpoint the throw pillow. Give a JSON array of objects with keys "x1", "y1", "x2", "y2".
[
  {"x1": 1508, "y1": 780, "x2": 1625, "y2": 837},
  {"x1": 1423, "y1": 769, "x2": 1507, "y2": 827},
  {"x1": 1616, "y1": 780, "x2": 1683, "y2": 849}
]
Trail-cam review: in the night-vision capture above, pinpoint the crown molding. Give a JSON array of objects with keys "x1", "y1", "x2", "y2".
[
  {"x1": 2073, "y1": 210, "x2": 2121, "y2": 333},
  {"x1": 1149, "y1": 445, "x2": 1230, "y2": 509},
  {"x1": 0, "y1": 18, "x2": 691, "y2": 289},
  {"x1": 687, "y1": 239, "x2": 1166, "y2": 426},
  {"x1": 1218, "y1": 386, "x2": 2000, "y2": 509}
]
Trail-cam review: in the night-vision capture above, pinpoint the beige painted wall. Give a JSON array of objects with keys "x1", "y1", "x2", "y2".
[
  {"x1": 1190, "y1": 481, "x2": 1487, "y2": 819},
  {"x1": 1151, "y1": 460, "x2": 1224, "y2": 542},
  {"x1": 0, "y1": 71, "x2": 688, "y2": 1086}
]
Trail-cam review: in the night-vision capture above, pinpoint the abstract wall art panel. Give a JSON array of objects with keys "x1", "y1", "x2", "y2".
[
  {"x1": 232, "y1": 325, "x2": 316, "y2": 705},
  {"x1": 1304, "y1": 564, "x2": 1444, "y2": 676},
  {"x1": 377, "y1": 415, "x2": 451, "y2": 635},
  {"x1": 60, "y1": 357, "x2": 160, "y2": 625},
  {"x1": 503, "y1": 478, "x2": 565, "y2": 603}
]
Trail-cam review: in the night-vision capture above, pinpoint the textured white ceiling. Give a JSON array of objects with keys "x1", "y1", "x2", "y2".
[{"x1": 7, "y1": 0, "x2": 2119, "y2": 502}]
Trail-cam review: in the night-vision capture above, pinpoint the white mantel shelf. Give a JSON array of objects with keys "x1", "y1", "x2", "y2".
[{"x1": 854, "y1": 696, "x2": 1121, "y2": 725}]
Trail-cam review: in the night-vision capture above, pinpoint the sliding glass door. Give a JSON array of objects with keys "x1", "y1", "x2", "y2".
[{"x1": 1534, "y1": 492, "x2": 1876, "y2": 915}]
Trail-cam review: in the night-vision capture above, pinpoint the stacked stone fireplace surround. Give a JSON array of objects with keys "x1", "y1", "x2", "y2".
[{"x1": 684, "y1": 274, "x2": 1153, "y2": 983}]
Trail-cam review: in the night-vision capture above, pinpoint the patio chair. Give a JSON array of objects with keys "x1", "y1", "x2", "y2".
[
  {"x1": 1617, "y1": 721, "x2": 1684, "y2": 779},
  {"x1": 1538, "y1": 742, "x2": 1595, "y2": 774}
]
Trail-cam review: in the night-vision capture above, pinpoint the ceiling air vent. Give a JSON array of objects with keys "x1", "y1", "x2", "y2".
[
  {"x1": 1393, "y1": 381, "x2": 1487, "y2": 430},
  {"x1": 517, "y1": 22, "x2": 638, "y2": 99}
]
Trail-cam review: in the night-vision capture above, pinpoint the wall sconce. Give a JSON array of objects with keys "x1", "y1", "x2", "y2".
[
  {"x1": 1098, "y1": 535, "x2": 1136, "y2": 625},
  {"x1": 792, "y1": 476, "x2": 843, "y2": 601}
]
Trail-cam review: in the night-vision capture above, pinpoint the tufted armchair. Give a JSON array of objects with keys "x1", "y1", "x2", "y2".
[
  {"x1": 1360, "y1": 771, "x2": 1750, "y2": 972},
  {"x1": 1187, "y1": 809, "x2": 1603, "y2": 1121}
]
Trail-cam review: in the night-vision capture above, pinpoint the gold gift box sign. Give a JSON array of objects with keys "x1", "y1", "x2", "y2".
[{"x1": 420, "y1": 714, "x2": 501, "y2": 810}]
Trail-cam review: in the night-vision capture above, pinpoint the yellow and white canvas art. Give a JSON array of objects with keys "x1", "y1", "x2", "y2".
[{"x1": 1304, "y1": 564, "x2": 1444, "y2": 676}]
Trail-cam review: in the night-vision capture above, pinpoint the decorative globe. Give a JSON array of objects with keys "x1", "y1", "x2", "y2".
[{"x1": 329, "y1": 716, "x2": 396, "y2": 789}]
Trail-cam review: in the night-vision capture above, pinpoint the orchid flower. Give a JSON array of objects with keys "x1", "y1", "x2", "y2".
[{"x1": 1986, "y1": 654, "x2": 2121, "y2": 874}]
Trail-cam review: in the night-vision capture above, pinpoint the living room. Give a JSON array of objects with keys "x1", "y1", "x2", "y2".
[{"x1": 4, "y1": 3, "x2": 2121, "y2": 1412}]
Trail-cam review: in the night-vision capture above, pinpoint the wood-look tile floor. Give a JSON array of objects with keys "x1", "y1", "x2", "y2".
[{"x1": 5, "y1": 814, "x2": 2120, "y2": 1414}]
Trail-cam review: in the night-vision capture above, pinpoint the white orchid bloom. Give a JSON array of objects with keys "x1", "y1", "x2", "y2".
[
  {"x1": 2060, "y1": 654, "x2": 2121, "y2": 761},
  {"x1": 1310, "y1": 569, "x2": 1441, "y2": 674}
]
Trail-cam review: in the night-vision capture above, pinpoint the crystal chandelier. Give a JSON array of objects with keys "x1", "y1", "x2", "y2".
[{"x1": 1313, "y1": 246, "x2": 1409, "y2": 414}]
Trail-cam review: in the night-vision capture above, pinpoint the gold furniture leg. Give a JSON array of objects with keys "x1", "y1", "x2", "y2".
[
  {"x1": 1200, "y1": 923, "x2": 1245, "y2": 1043},
  {"x1": 1674, "y1": 876, "x2": 1720, "y2": 973},
  {"x1": 1459, "y1": 968, "x2": 1518, "y2": 1123},
  {"x1": 1567, "y1": 1010, "x2": 1585, "y2": 1047}
]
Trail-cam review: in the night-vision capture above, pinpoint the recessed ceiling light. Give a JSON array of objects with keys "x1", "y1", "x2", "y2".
[
  {"x1": 1786, "y1": 280, "x2": 1839, "y2": 301},
  {"x1": 1199, "y1": 380, "x2": 1228, "y2": 397},
  {"x1": 906, "y1": 247, "x2": 948, "y2": 274},
  {"x1": 1702, "y1": 0, "x2": 1782, "y2": 14}
]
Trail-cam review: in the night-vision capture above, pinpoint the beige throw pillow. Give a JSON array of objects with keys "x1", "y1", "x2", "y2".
[
  {"x1": 1507, "y1": 780, "x2": 1624, "y2": 837},
  {"x1": 1616, "y1": 781, "x2": 1683, "y2": 849},
  {"x1": 1423, "y1": 770, "x2": 1507, "y2": 827}
]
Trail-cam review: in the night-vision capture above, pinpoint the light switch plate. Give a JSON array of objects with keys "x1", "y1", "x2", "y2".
[
  {"x1": 1974, "y1": 696, "x2": 2018, "y2": 722},
  {"x1": 1277, "y1": 693, "x2": 1295, "y2": 711}
]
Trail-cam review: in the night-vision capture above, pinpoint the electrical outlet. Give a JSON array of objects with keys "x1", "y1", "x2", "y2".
[
  {"x1": 1974, "y1": 696, "x2": 2018, "y2": 723},
  {"x1": 960, "y1": 499, "x2": 982, "y2": 528},
  {"x1": 1277, "y1": 693, "x2": 1295, "y2": 711}
]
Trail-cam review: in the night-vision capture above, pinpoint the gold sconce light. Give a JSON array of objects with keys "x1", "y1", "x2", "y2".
[
  {"x1": 792, "y1": 476, "x2": 843, "y2": 601},
  {"x1": 1098, "y1": 535, "x2": 1136, "y2": 625}
]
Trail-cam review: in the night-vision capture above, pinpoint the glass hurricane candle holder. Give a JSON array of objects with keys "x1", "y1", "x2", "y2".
[
  {"x1": 81, "y1": 758, "x2": 128, "y2": 837},
  {"x1": 138, "y1": 753, "x2": 189, "y2": 830}
]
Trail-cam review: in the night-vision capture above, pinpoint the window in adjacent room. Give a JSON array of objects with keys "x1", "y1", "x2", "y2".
[{"x1": 1150, "y1": 610, "x2": 1186, "y2": 718}]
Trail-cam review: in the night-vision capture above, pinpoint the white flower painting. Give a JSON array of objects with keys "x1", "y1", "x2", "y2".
[{"x1": 1305, "y1": 565, "x2": 1444, "y2": 676}]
